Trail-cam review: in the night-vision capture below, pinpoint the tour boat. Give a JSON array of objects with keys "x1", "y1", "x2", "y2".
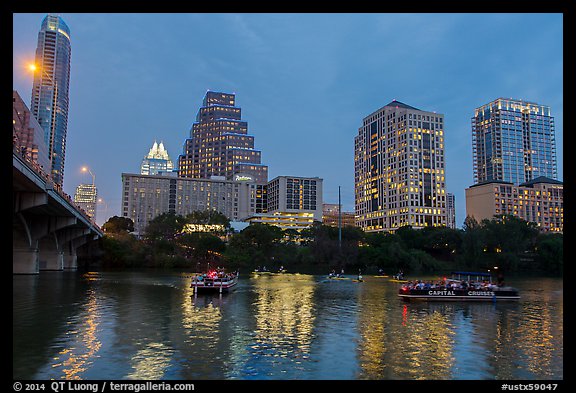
[
  {"x1": 191, "y1": 270, "x2": 239, "y2": 293},
  {"x1": 398, "y1": 271, "x2": 520, "y2": 301}
]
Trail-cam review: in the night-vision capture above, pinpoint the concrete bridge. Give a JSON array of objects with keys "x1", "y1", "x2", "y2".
[{"x1": 13, "y1": 148, "x2": 104, "y2": 274}]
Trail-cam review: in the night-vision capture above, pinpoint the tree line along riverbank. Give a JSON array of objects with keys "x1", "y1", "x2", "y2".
[{"x1": 91, "y1": 211, "x2": 562, "y2": 277}]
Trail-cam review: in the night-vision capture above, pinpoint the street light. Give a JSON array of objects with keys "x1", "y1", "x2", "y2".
[{"x1": 82, "y1": 166, "x2": 95, "y2": 186}]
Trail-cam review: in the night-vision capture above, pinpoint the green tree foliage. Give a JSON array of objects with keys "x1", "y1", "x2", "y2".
[
  {"x1": 144, "y1": 212, "x2": 187, "y2": 242},
  {"x1": 97, "y1": 213, "x2": 561, "y2": 275},
  {"x1": 102, "y1": 216, "x2": 134, "y2": 234},
  {"x1": 535, "y1": 233, "x2": 563, "y2": 274}
]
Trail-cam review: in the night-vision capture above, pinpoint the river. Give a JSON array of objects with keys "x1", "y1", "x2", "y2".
[{"x1": 13, "y1": 271, "x2": 563, "y2": 380}]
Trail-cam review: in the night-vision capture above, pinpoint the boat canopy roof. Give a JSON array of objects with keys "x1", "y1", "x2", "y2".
[{"x1": 451, "y1": 271, "x2": 492, "y2": 277}]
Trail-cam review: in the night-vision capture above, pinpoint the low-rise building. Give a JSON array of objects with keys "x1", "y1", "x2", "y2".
[{"x1": 465, "y1": 176, "x2": 563, "y2": 232}]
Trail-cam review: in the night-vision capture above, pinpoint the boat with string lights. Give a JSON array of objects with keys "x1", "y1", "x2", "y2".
[
  {"x1": 398, "y1": 271, "x2": 520, "y2": 301},
  {"x1": 190, "y1": 269, "x2": 239, "y2": 294}
]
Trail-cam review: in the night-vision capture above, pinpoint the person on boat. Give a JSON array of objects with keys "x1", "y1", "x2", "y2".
[
  {"x1": 357, "y1": 269, "x2": 363, "y2": 282},
  {"x1": 378, "y1": 268, "x2": 385, "y2": 275}
]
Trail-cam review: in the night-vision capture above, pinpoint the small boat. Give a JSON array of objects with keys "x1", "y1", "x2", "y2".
[
  {"x1": 327, "y1": 273, "x2": 350, "y2": 280},
  {"x1": 191, "y1": 270, "x2": 239, "y2": 293},
  {"x1": 389, "y1": 278, "x2": 408, "y2": 283},
  {"x1": 373, "y1": 275, "x2": 389, "y2": 278},
  {"x1": 398, "y1": 271, "x2": 520, "y2": 302}
]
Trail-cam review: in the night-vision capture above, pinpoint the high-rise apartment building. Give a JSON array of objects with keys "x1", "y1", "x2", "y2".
[
  {"x1": 178, "y1": 91, "x2": 268, "y2": 183},
  {"x1": 141, "y1": 140, "x2": 174, "y2": 175},
  {"x1": 74, "y1": 183, "x2": 97, "y2": 220},
  {"x1": 354, "y1": 100, "x2": 447, "y2": 232},
  {"x1": 472, "y1": 98, "x2": 557, "y2": 185},
  {"x1": 30, "y1": 14, "x2": 72, "y2": 187}
]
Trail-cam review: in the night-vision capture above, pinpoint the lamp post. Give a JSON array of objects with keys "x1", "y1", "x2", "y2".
[
  {"x1": 97, "y1": 197, "x2": 109, "y2": 226},
  {"x1": 81, "y1": 166, "x2": 97, "y2": 221},
  {"x1": 82, "y1": 166, "x2": 95, "y2": 186}
]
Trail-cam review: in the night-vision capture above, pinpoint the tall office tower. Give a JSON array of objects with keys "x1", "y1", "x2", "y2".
[
  {"x1": 13, "y1": 90, "x2": 51, "y2": 171},
  {"x1": 178, "y1": 91, "x2": 268, "y2": 183},
  {"x1": 354, "y1": 100, "x2": 447, "y2": 232},
  {"x1": 472, "y1": 98, "x2": 557, "y2": 185},
  {"x1": 74, "y1": 183, "x2": 97, "y2": 220},
  {"x1": 446, "y1": 192, "x2": 456, "y2": 229},
  {"x1": 141, "y1": 140, "x2": 174, "y2": 175},
  {"x1": 30, "y1": 14, "x2": 72, "y2": 187}
]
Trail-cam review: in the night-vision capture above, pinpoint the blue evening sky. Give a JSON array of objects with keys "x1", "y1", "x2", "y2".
[{"x1": 12, "y1": 13, "x2": 563, "y2": 227}]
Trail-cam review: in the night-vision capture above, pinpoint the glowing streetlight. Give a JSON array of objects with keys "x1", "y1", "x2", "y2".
[{"x1": 81, "y1": 166, "x2": 95, "y2": 186}]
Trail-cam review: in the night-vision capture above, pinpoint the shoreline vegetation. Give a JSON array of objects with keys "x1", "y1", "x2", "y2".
[{"x1": 89, "y1": 212, "x2": 563, "y2": 277}]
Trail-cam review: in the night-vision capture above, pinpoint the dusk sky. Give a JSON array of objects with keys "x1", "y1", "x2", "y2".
[{"x1": 12, "y1": 13, "x2": 563, "y2": 227}]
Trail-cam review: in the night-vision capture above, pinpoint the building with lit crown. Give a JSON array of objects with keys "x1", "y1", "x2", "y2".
[
  {"x1": 74, "y1": 183, "x2": 97, "y2": 220},
  {"x1": 141, "y1": 140, "x2": 174, "y2": 175},
  {"x1": 30, "y1": 14, "x2": 72, "y2": 187},
  {"x1": 472, "y1": 98, "x2": 557, "y2": 185},
  {"x1": 178, "y1": 91, "x2": 268, "y2": 183},
  {"x1": 354, "y1": 100, "x2": 447, "y2": 232},
  {"x1": 465, "y1": 177, "x2": 562, "y2": 232}
]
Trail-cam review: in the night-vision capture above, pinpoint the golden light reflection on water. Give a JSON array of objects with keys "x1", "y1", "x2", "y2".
[
  {"x1": 356, "y1": 281, "x2": 389, "y2": 378},
  {"x1": 126, "y1": 342, "x2": 173, "y2": 380},
  {"x1": 400, "y1": 309, "x2": 455, "y2": 379},
  {"x1": 181, "y1": 284, "x2": 223, "y2": 340},
  {"x1": 51, "y1": 288, "x2": 102, "y2": 380},
  {"x1": 251, "y1": 274, "x2": 315, "y2": 360},
  {"x1": 513, "y1": 290, "x2": 563, "y2": 378}
]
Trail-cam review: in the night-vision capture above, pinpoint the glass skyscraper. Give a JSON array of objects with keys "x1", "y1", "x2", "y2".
[
  {"x1": 178, "y1": 91, "x2": 268, "y2": 183},
  {"x1": 472, "y1": 98, "x2": 557, "y2": 185},
  {"x1": 30, "y1": 14, "x2": 72, "y2": 187}
]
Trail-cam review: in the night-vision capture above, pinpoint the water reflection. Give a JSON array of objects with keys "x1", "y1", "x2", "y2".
[
  {"x1": 13, "y1": 272, "x2": 563, "y2": 380},
  {"x1": 245, "y1": 274, "x2": 316, "y2": 378},
  {"x1": 50, "y1": 288, "x2": 103, "y2": 379}
]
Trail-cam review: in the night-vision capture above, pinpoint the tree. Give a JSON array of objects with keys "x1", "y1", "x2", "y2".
[
  {"x1": 144, "y1": 212, "x2": 186, "y2": 242},
  {"x1": 102, "y1": 216, "x2": 134, "y2": 234}
]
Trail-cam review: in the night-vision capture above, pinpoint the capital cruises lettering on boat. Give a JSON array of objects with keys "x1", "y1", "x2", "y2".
[
  {"x1": 398, "y1": 271, "x2": 519, "y2": 302},
  {"x1": 427, "y1": 290, "x2": 455, "y2": 296}
]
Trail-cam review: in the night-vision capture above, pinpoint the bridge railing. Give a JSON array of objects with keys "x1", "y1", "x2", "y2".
[{"x1": 13, "y1": 144, "x2": 102, "y2": 231}]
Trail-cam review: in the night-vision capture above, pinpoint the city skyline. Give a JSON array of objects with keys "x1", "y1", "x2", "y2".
[{"x1": 12, "y1": 13, "x2": 563, "y2": 227}]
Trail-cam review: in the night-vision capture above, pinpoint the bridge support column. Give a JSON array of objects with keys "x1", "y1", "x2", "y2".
[
  {"x1": 13, "y1": 247, "x2": 39, "y2": 274},
  {"x1": 64, "y1": 248, "x2": 78, "y2": 270},
  {"x1": 39, "y1": 250, "x2": 64, "y2": 271}
]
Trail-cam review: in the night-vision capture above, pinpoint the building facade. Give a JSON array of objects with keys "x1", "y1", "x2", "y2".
[
  {"x1": 354, "y1": 100, "x2": 447, "y2": 232},
  {"x1": 446, "y1": 192, "x2": 456, "y2": 229},
  {"x1": 465, "y1": 177, "x2": 563, "y2": 233},
  {"x1": 178, "y1": 91, "x2": 268, "y2": 183},
  {"x1": 244, "y1": 176, "x2": 323, "y2": 231},
  {"x1": 121, "y1": 173, "x2": 259, "y2": 234},
  {"x1": 322, "y1": 203, "x2": 356, "y2": 228},
  {"x1": 472, "y1": 98, "x2": 557, "y2": 186},
  {"x1": 30, "y1": 14, "x2": 72, "y2": 187},
  {"x1": 141, "y1": 140, "x2": 174, "y2": 175},
  {"x1": 13, "y1": 90, "x2": 51, "y2": 171},
  {"x1": 74, "y1": 183, "x2": 97, "y2": 220}
]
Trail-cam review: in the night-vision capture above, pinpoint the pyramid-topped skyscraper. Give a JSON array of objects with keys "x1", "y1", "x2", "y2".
[{"x1": 178, "y1": 91, "x2": 268, "y2": 183}]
